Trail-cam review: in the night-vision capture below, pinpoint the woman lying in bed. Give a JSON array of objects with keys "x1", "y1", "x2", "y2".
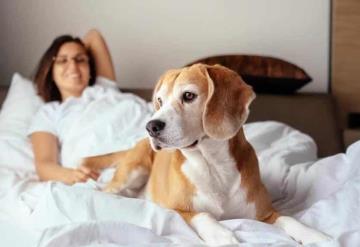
[{"x1": 29, "y1": 29, "x2": 116, "y2": 185}]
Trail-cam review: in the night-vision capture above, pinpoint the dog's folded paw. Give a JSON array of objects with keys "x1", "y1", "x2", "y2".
[
  {"x1": 274, "y1": 216, "x2": 332, "y2": 245},
  {"x1": 102, "y1": 184, "x2": 120, "y2": 194},
  {"x1": 297, "y1": 229, "x2": 332, "y2": 245}
]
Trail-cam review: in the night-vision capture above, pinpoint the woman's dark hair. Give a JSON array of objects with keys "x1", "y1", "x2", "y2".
[{"x1": 33, "y1": 35, "x2": 96, "y2": 102}]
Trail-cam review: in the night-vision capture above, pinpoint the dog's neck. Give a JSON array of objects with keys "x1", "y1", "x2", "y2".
[
  {"x1": 180, "y1": 128, "x2": 248, "y2": 173},
  {"x1": 197, "y1": 138, "x2": 233, "y2": 167},
  {"x1": 179, "y1": 129, "x2": 248, "y2": 206}
]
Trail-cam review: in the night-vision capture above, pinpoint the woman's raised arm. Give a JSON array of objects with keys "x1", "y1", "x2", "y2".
[{"x1": 83, "y1": 29, "x2": 116, "y2": 81}]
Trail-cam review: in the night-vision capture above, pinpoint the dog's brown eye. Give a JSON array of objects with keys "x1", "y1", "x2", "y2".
[
  {"x1": 157, "y1": 97, "x2": 163, "y2": 107},
  {"x1": 182, "y1": 92, "x2": 197, "y2": 103}
]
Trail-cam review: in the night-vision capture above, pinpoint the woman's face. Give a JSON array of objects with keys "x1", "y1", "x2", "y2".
[{"x1": 52, "y1": 42, "x2": 90, "y2": 100}]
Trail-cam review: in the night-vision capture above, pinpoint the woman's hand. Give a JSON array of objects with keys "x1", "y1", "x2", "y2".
[{"x1": 63, "y1": 166, "x2": 100, "y2": 185}]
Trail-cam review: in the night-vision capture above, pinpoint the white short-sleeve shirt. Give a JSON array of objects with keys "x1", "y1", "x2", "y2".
[
  {"x1": 28, "y1": 76, "x2": 117, "y2": 139},
  {"x1": 28, "y1": 101, "x2": 58, "y2": 137},
  {"x1": 28, "y1": 76, "x2": 119, "y2": 152}
]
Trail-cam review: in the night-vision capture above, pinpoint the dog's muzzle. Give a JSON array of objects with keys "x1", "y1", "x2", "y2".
[{"x1": 146, "y1": 119, "x2": 166, "y2": 137}]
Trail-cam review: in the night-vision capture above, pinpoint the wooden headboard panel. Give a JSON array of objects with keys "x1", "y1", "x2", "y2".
[{"x1": 332, "y1": 0, "x2": 360, "y2": 129}]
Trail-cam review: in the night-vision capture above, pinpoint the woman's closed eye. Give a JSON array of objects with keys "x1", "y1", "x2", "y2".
[
  {"x1": 73, "y1": 55, "x2": 89, "y2": 64},
  {"x1": 53, "y1": 55, "x2": 89, "y2": 66}
]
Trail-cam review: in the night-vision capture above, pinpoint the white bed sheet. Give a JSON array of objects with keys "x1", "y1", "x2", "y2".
[{"x1": 0, "y1": 89, "x2": 358, "y2": 246}]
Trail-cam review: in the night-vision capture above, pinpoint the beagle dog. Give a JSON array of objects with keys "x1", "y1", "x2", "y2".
[{"x1": 83, "y1": 64, "x2": 330, "y2": 245}]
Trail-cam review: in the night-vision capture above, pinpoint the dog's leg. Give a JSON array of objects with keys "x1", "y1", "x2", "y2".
[
  {"x1": 273, "y1": 215, "x2": 331, "y2": 245},
  {"x1": 103, "y1": 139, "x2": 154, "y2": 195},
  {"x1": 81, "y1": 150, "x2": 128, "y2": 171},
  {"x1": 181, "y1": 212, "x2": 239, "y2": 245},
  {"x1": 103, "y1": 161, "x2": 150, "y2": 196}
]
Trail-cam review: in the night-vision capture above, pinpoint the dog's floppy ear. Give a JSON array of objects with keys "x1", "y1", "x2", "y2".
[
  {"x1": 203, "y1": 64, "x2": 256, "y2": 140},
  {"x1": 152, "y1": 69, "x2": 182, "y2": 110}
]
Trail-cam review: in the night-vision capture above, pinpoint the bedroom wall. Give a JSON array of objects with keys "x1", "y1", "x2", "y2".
[{"x1": 0, "y1": 0, "x2": 330, "y2": 92}]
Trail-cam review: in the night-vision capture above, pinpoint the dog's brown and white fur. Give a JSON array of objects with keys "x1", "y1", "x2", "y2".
[{"x1": 83, "y1": 64, "x2": 330, "y2": 245}]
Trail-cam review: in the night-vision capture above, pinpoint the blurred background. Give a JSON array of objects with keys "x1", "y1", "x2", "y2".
[{"x1": 0, "y1": 0, "x2": 330, "y2": 92}]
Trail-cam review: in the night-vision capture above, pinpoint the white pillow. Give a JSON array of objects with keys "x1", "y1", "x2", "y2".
[{"x1": 0, "y1": 73, "x2": 43, "y2": 140}]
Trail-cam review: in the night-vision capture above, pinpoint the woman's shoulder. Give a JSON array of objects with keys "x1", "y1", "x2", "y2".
[
  {"x1": 95, "y1": 76, "x2": 118, "y2": 89},
  {"x1": 81, "y1": 76, "x2": 119, "y2": 99}
]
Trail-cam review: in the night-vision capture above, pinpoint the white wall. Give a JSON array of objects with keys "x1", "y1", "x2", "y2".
[{"x1": 0, "y1": 0, "x2": 330, "y2": 92}]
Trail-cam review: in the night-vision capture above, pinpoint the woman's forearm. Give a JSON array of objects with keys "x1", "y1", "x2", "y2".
[{"x1": 35, "y1": 162, "x2": 73, "y2": 185}]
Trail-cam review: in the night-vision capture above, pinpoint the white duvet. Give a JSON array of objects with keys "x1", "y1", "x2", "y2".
[{"x1": 0, "y1": 89, "x2": 359, "y2": 247}]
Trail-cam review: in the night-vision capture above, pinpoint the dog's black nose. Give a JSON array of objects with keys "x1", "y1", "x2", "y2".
[{"x1": 146, "y1": 120, "x2": 166, "y2": 137}]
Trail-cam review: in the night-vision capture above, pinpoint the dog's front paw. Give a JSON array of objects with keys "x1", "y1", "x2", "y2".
[
  {"x1": 78, "y1": 157, "x2": 102, "y2": 173},
  {"x1": 191, "y1": 213, "x2": 239, "y2": 246}
]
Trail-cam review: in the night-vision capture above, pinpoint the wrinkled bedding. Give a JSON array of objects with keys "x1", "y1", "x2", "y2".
[{"x1": 0, "y1": 89, "x2": 359, "y2": 246}]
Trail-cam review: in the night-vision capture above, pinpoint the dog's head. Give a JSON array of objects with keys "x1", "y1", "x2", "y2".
[{"x1": 146, "y1": 63, "x2": 255, "y2": 151}]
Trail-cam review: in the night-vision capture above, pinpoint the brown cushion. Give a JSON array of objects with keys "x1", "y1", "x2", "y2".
[{"x1": 186, "y1": 55, "x2": 312, "y2": 94}]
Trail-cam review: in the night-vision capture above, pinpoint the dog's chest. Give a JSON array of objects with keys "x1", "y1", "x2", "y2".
[{"x1": 181, "y1": 142, "x2": 256, "y2": 220}]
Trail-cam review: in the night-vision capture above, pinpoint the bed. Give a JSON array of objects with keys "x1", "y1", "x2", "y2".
[{"x1": 0, "y1": 71, "x2": 358, "y2": 247}]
